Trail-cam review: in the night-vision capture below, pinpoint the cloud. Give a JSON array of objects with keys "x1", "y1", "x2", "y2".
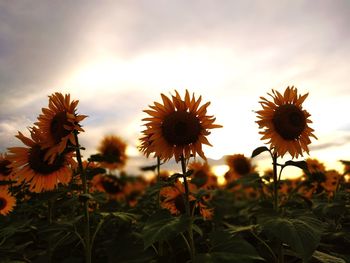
[
  {"x1": 0, "y1": 116, "x2": 33, "y2": 152},
  {"x1": 1, "y1": 0, "x2": 350, "y2": 172}
]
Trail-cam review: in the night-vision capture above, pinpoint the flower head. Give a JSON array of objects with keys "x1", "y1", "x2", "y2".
[
  {"x1": 160, "y1": 181, "x2": 196, "y2": 215},
  {"x1": 306, "y1": 158, "x2": 326, "y2": 174},
  {"x1": 188, "y1": 161, "x2": 217, "y2": 189},
  {"x1": 8, "y1": 128, "x2": 76, "y2": 193},
  {"x1": 91, "y1": 174, "x2": 126, "y2": 201},
  {"x1": 0, "y1": 153, "x2": 13, "y2": 181},
  {"x1": 97, "y1": 135, "x2": 127, "y2": 170},
  {"x1": 140, "y1": 90, "x2": 222, "y2": 162},
  {"x1": 225, "y1": 154, "x2": 255, "y2": 183},
  {"x1": 256, "y1": 86, "x2": 317, "y2": 158},
  {"x1": 0, "y1": 190, "x2": 16, "y2": 216},
  {"x1": 35, "y1": 93, "x2": 87, "y2": 163}
]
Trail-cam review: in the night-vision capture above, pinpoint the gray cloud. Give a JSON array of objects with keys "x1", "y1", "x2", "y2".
[{"x1": 1, "y1": 0, "x2": 350, "y2": 172}]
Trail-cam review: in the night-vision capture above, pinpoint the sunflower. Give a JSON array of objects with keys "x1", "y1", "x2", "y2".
[
  {"x1": 97, "y1": 135, "x2": 127, "y2": 170},
  {"x1": 0, "y1": 153, "x2": 13, "y2": 181},
  {"x1": 91, "y1": 174, "x2": 126, "y2": 201},
  {"x1": 160, "y1": 180, "x2": 212, "y2": 219},
  {"x1": 0, "y1": 190, "x2": 16, "y2": 216},
  {"x1": 8, "y1": 128, "x2": 76, "y2": 193},
  {"x1": 256, "y1": 86, "x2": 317, "y2": 158},
  {"x1": 306, "y1": 158, "x2": 326, "y2": 174},
  {"x1": 160, "y1": 181, "x2": 196, "y2": 215},
  {"x1": 188, "y1": 161, "x2": 217, "y2": 189},
  {"x1": 321, "y1": 170, "x2": 342, "y2": 193},
  {"x1": 225, "y1": 154, "x2": 255, "y2": 183},
  {"x1": 35, "y1": 92, "x2": 87, "y2": 163},
  {"x1": 140, "y1": 90, "x2": 222, "y2": 162}
]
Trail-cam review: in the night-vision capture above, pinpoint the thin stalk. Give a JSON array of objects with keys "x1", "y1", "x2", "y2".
[
  {"x1": 250, "y1": 230, "x2": 277, "y2": 263},
  {"x1": 272, "y1": 153, "x2": 283, "y2": 263},
  {"x1": 156, "y1": 157, "x2": 165, "y2": 258},
  {"x1": 180, "y1": 155, "x2": 195, "y2": 261},
  {"x1": 74, "y1": 131, "x2": 91, "y2": 263},
  {"x1": 157, "y1": 157, "x2": 161, "y2": 208},
  {"x1": 47, "y1": 199, "x2": 54, "y2": 263},
  {"x1": 272, "y1": 153, "x2": 279, "y2": 212}
]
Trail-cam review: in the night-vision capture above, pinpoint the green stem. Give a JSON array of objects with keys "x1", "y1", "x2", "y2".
[
  {"x1": 74, "y1": 131, "x2": 91, "y2": 263},
  {"x1": 272, "y1": 154, "x2": 283, "y2": 263},
  {"x1": 157, "y1": 157, "x2": 161, "y2": 208},
  {"x1": 47, "y1": 199, "x2": 54, "y2": 263},
  {"x1": 250, "y1": 230, "x2": 277, "y2": 263},
  {"x1": 272, "y1": 154, "x2": 279, "y2": 212},
  {"x1": 180, "y1": 155, "x2": 195, "y2": 261},
  {"x1": 157, "y1": 157, "x2": 165, "y2": 258}
]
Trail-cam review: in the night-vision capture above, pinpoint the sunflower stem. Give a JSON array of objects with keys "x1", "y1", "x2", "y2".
[
  {"x1": 272, "y1": 153, "x2": 284, "y2": 263},
  {"x1": 272, "y1": 154, "x2": 279, "y2": 212},
  {"x1": 47, "y1": 199, "x2": 54, "y2": 263},
  {"x1": 74, "y1": 131, "x2": 91, "y2": 263},
  {"x1": 156, "y1": 157, "x2": 164, "y2": 258},
  {"x1": 180, "y1": 155, "x2": 195, "y2": 261}
]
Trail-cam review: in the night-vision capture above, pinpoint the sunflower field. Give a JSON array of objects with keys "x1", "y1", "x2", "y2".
[{"x1": 0, "y1": 88, "x2": 349, "y2": 263}]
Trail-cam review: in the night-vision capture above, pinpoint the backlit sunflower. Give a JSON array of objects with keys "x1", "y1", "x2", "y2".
[
  {"x1": 97, "y1": 135, "x2": 127, "y2": 170},
  {"x1": 8, "y1": 128, "x2": 76, "y2": 193},
  {"x1": 321, "y1": 170, "x2": 342, "y2": 194},
  {"x1": 160, "y1": 180, "x2": 213, "y2": 219},
  {"x1": 35, "y1": 92, "x2": 87, "y2": 163},
  {"x1": 256, "y1": 86, "x2": 317, "y2": 158},
  {"x1": 140, "y1": 90, "x2": 222, "y2": 162},
  {"x1": 160, "y1": 181, "x2": 196, "y2": 215},
  {"x1": 225, "y1": 154, "x2": 255, "y2": 183},
  {"x1": 91, "y1": 174, "x2": 126, "y2": 201},
  {"x1": 0, "y1": 153, "x2": 13, "y2": 181},
  {"x1": 0, "y1": 190, "x2": 16, "y2": 216},
  {"x1": 188, "y1": 161, "x2": 217, "y2": 189},
  {"x1": 306, "y1": 158, "x2": 326, "y2": 174}
]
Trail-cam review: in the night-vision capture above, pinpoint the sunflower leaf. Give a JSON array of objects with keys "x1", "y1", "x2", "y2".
[
  {"x1": 194, "y1": 230, "x2": 263, "y2": 263},
  {"x1": 283, "y1": 160, "x2": 308, "y2": 171},
  {"x1": 251, "y1": 146, "x2": 270, "y2": 158},
  {"x1": 260, "y1": 215, "x2": 323, "y2": 262},
  {"x1": 142, "y1": 210, "x2": 190, "y2": 249},
  {"x1": 312, "y1": 250, "x2": 346, "y2": 263}
]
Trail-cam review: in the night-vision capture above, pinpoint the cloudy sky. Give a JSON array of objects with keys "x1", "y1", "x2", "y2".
[{"x1": 1, "y1": 1, "x2": 350, "y2": 177}]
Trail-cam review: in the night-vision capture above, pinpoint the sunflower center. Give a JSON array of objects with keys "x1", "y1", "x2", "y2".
[
  {"x1": 232, "y1": 158, "x2": 251, "y2": 175},
  {"x1": 272, "y1": 104, "x2": 306, "y2": 140},
  {"x1": 29, "y1": 145, "x2": 65, "y2": 175},
  {"x1": 0, "y1": 197, "x2": 7, "y2": 210},
  {"x1": 162, "y1": 111, "x2": 201, "y2": 146},
  {"x1": 0, "y1": 160, "x2": 12, "y2": 176},
  {"x1": 50, "y1": 111, "x2": 72, "y2": 143},
  {"x1": 174, "y1": 194, "x2": 186, "y2": 214},
  {"x1": 102, "y1": 146, "x2": 122, "y2": 163},
  {"x1": 101, "y1": 177, "x2": 122, "y2": 194},
  {"x1": 192, "y1": 170, "x2": 208, "y2": 187}
]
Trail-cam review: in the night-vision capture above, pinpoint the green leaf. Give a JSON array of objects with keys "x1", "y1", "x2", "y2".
[
  {"x1": 225, "y1": 224, "x2": 257, "y2": 234},
  {"x1": 192, "y1": 223, "x2": 203, "y2": 237},
  {"x1": 102, "y1": 211, "x2": 139, "y2": 222},
  {"x1": 339, "y1": 160, "x2": 350, "y2": 166},
  {"x1": 195, "y1": 252, "x2": 264, "y2": 263},
  {"x1": 261, "y1": 216, "x2": 323, "y2": 262},
  {"x1": 251, "y1": 146, "x2": 270, "y2": 158},
  {"x1": 141, "y1": 210, "x2": 190, "y2": 249},
  {"x1": 283, "y1": 160, "x2": 308, "y2": 171},
  {"x1": 312, "y1": 250, "x2": 346, "y2": 263},
  {"x1": 194, "y1": 230, "x2": 264, "y2": 263}
]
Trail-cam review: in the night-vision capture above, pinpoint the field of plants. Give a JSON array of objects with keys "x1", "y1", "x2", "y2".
[{"x1": 0, "y1": 88, "x2": 349, "y2": 263}]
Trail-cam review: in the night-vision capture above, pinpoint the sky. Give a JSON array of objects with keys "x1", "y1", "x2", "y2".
[{"x1": 1, "y1": 1, "x2": 350, "y2": 179}]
